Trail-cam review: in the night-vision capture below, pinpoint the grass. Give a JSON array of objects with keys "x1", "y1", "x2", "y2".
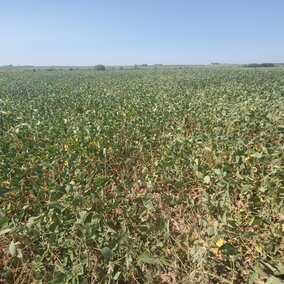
[{"x1": 0, "y1": 67, "x2": 284, "y2": 283}]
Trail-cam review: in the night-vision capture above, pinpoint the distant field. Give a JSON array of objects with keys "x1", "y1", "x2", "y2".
[{"x1": 0, "y1": 67, "x2": 283, "y2": 283}]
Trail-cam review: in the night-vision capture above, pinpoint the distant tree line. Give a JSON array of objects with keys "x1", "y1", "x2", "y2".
[
  {"x1": 245, "y1": 63, "x2": 275, "y2": 68},
  {"x1": 94, "y1": 65, "x2": 106, "y2": 71}
]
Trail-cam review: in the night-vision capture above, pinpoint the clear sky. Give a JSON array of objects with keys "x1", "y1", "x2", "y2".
[{"x1": 1, "y1": 0, "x2": 284, "y2": 66}]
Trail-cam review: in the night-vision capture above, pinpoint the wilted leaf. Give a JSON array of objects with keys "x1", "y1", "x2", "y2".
[
  {"x1": 0, "y1": 228, "x2": 11, "y2": 235},
  {"x1": 204, "y1": 176, "x2": 211, "y2": 184},
  {"x1": 9, "y1": 241, "x2": 16, "y2": 256}
]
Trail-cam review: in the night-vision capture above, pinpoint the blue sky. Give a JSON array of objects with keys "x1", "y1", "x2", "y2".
[{"x1": 1, "y1": 0, "x2": 284, "y2": 66}]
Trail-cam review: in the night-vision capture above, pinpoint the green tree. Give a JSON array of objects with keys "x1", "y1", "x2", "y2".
[{"x1": 94, "y1": 64, "x2": 106, "y2": 71}]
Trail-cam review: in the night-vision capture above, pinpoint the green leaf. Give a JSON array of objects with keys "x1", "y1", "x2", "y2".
[
  {"x1": 144, "y1": 198, "x2": 154, "y2": 210},
  {"x1": 214, "y1": 168, "x2": 222, "y2": 175},
  {"x1": 274, "y1": 263, "x2": 284, "y2": 276},
  {"x1": 137, "y1": 252, "x2": 156, "y2": 264},
  {"x1": 221, "y1": 243, "x2": 238, "y2": 255},
  {"x1": 47, "y1": 272, "x2": 66, "y2": 284},
  {"x1": 251, "y1": 152, "x2": 263, "y2": 159},
  {"x1": 113, "y1": 271, "x2": 121, "y2": 280},
  {"x1": 207, "y1": 226, "x2": 215, "y2": 236},
  {"x1": 101, "y1": 247, "x2": 112, "y2": 260},
  {"x1": 0, "y1": 213, "x2": 8, "y2": 228},
  {"x1": 0, "y1": 187, "x2": 10, "y2": 197},
  {"x1": 260, "y1": 261, "x2": 284, "y2": 276},
  {"x1": 78, "y1": 211, "x2": 88, "y2": 223},
  {"x1": 105, "y1": 223, "x2": 116, "y2": 234},
  {"x1": 259, "y1": 186, "x2": 268, "y2": 193}
]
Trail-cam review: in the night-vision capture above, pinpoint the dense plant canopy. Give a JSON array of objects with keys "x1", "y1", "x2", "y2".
[{"x1": 0, "y1": 67, "x2": 283, "y2": 283}]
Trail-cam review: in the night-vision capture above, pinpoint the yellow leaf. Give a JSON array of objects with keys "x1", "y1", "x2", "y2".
[
  {"x1": 64, "y1": 144, "x2": 70, "y2": 151},
  {"x1": 211, "y1": 247, "x2": 219, "y2": 255},
  {"x1": 216, "y1": 238, "x2": 225, "y2": 248},
  {"x1": 255, "y1": 245, "x2": 262, "y2": 253}
]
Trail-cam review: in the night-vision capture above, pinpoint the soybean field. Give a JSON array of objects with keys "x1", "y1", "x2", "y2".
[{"x1": 0, "y1": 67, "x2": 284, "y2": 283}]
